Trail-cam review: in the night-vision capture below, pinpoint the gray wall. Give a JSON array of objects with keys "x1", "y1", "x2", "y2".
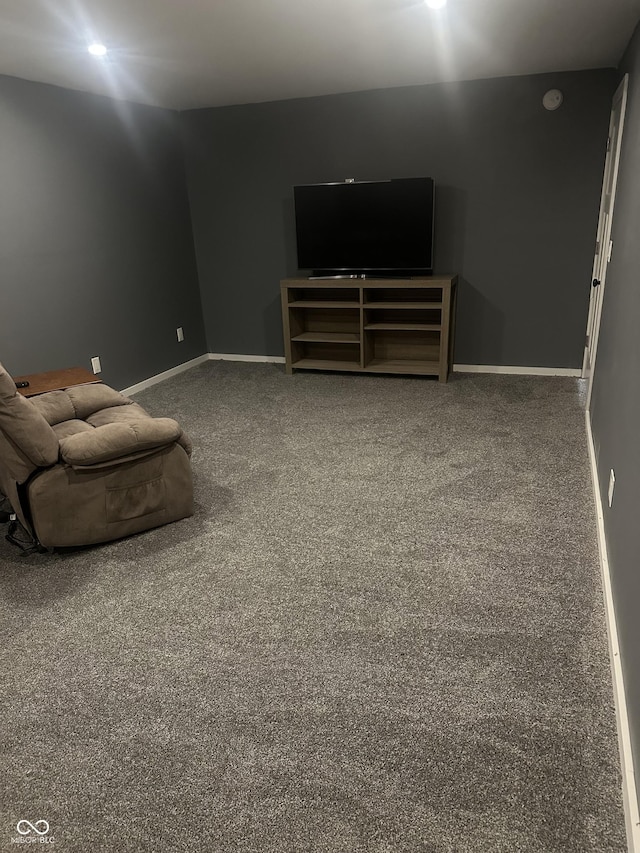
[
  {"x1": 181, "y1": 69, "x2": 616, "y2": 366},
  {"x1": 589, "y1": 22, "x2": 640, "y2": 816},
  {"x1": 0, "y1": 75, "x2": 207, "y2": 391}
]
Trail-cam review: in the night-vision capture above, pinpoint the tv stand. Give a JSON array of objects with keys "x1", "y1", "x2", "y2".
[{"x1": 280, "y1": 275, "x2": 457, "y2": 381}]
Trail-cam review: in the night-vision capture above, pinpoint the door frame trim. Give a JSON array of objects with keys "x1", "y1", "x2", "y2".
[{"x1": 583, "y1": 73, "x2": 629, "y2": 410}]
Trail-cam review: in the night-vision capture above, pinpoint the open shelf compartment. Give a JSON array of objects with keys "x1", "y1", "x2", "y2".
[
  {"x1": 363, "y1": 329, "x2": 441, "y2": 375},
  {"x1": 363, "y1": 287, "x2": 444, "y2": 304},
  {"x1": 289, "y1": 306, "x2": 360, "y2": 341},
  {"x1": 291, "y1": 339, "x2": 361, "y2": 371},
  {"x1": 288, "y1": 287, "x2": 360, "y2": 308},
  {"x1": 363, "y1": 307, "x2": 442, "y2": 330}
]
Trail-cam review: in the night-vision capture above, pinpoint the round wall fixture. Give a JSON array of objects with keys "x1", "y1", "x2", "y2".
[{"x1": 543, "y1": 89, "x2": 563, "y2": 111}]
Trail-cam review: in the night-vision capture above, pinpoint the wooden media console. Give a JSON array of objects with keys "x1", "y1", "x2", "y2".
[{"x1": 280, "y1": 276, "x2": 457, "y2": 381}]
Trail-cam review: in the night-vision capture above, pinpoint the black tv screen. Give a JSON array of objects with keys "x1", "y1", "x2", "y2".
[{"x1": 293, "y1": 177, "x2": 434, "y2": 276}]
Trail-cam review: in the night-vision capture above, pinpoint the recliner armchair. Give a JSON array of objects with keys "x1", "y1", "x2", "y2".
[{"x1": 0, "y1": 363, "x2": 193, "y2": 548}]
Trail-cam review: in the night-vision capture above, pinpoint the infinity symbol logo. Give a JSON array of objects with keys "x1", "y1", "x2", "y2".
[{"x1": 16, "y1": 820, "x2": 50, "y2": 836}]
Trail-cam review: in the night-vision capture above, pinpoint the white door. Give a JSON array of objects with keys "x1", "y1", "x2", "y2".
[{"x1": 583, "y1": 74, "x2": 629, "y2": 407}]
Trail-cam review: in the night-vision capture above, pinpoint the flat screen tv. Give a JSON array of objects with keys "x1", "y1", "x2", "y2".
[{"x1": 293, "y1": 177, "x2": 434, "y2": 277}]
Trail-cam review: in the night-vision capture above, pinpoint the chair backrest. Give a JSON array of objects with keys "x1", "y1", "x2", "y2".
[{"x1": 0, "y1": 363, "x2": 59, "y2": 485}]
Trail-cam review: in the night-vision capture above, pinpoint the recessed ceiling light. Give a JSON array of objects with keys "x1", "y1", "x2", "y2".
[
  {"x1": 425, "y1": 0, "x2": 447, "y2": 8},
  {"x1": 87, "y1": 43, "x2": 107, "y2": 57}
]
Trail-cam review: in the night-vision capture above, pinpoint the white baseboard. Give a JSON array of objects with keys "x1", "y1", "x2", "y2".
[
  {"x1": 208, "y1": 352, "x2": 286, "y2": 364},
  {"x1": 209, "y1": 352, "x2": 582, "y2": 377},
  {"x1": 121, "y1": 352, "x2": 286, "y2": 396},
  {"x1": 120, "y1": 355, "x2": 579, "y2": 396},
  {"x1": 586, "y1": 412, "x2": 639, "y2": 853},
  {"x1": 120, "y1": 354, "x2": 210, "y2": 396},
  {"x1": 454, "y1": 364, "x2": 582, "y2": 377},
  {"x1": 210, "y1": 357, "x2": 578, "y2": 375},
  {"x1": 210, "y1": 357, "x2": 580, "y2": 375}
]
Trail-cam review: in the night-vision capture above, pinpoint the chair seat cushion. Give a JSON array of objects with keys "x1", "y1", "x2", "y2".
[
  {"x1": 30, "y1": 385, "x2": 133, "y2": 424},
  {"x1": 59, "y1": 418, "x2": 183, "y2": 467},
  {"x1": 30, "y1": 390, "x2": 76, "y2": 426},
  {"x1": 86, "y1": 402, "x2": 150, "y2": 427},
  {"x1": 66, "y1": 384, "x2": 133, "y2": 420},
  {"x1": 53, "y1": 419, "x2": 95, "y2": 440}
]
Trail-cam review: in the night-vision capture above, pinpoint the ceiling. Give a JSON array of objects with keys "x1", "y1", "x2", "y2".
[{"x1": 0, "y1": 0, "x2": 639, "y2": 111}]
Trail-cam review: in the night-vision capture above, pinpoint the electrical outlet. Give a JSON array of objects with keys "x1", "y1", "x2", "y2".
[
  {"x1": 91, "y1": 356, "x2": 102, "y2": 374},
  {"x1": 176, "y1": 327, "x2": 184, "y2": 342},
  {"x1": 608, "y1": 469, "x2": 615, "y2": 508}
]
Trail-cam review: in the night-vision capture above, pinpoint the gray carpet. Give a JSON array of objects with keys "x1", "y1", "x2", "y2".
[{"x1": 0, "y1": 361, "x2": 626, "y2": 852}]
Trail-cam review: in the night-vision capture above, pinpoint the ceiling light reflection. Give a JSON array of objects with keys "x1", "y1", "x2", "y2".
[{"x1": 88, "y1": 42, "x2": 107, "y2": 57}]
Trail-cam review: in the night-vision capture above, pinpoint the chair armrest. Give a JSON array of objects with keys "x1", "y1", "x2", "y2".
[{"x1": 59, "y1": 419, "x2": 183, "y2": 467}]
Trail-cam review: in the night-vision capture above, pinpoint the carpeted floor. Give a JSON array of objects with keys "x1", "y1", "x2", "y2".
[{"x1": 0, "y1": 361, "x2": 626, "y2": 852}]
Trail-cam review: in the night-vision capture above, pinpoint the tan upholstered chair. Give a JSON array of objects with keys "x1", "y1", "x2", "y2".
[{"x1": 0, "y1": 362, "x2": 193, "y2": 549}]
